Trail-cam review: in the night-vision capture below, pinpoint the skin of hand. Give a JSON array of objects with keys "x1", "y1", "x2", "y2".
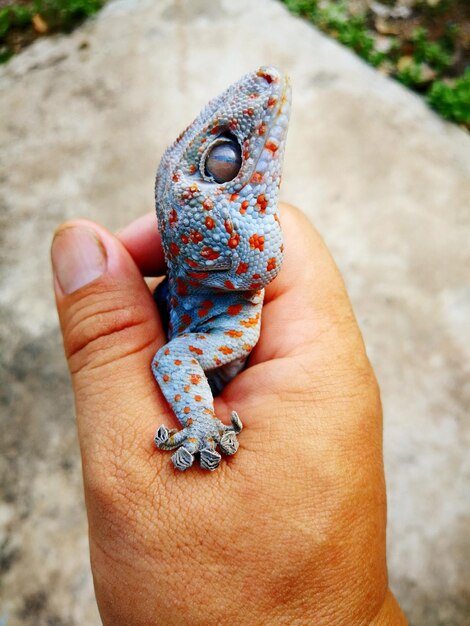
[{"x1": 51, "y1": 203, "x2": 407, "y2": 626}]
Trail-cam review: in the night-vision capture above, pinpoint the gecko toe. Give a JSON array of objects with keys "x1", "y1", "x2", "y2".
[
  {"x1": 219, "y1": 430, "x2": 239, "y2": 455},
  {"x1": 200, "y1": 448, "x2": 221, "y2": 471},
  {"x1": 172, "y1": 447, "x2": 194, "y2": 471}
]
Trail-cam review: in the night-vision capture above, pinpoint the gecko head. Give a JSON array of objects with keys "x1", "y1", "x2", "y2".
[{"x1": 155, "y1": 66, "x2": 291, "y2": 290}]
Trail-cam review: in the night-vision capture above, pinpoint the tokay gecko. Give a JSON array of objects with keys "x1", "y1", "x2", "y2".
[{"x1": 152, "y1": 66, "x2": 291, "y2": 471}]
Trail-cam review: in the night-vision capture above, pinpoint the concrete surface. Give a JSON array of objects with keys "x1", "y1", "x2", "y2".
[{"x1": 1, "y1": 0, "x2": 469, "y2": 624}]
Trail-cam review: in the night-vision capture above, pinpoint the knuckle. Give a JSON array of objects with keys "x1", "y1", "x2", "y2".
[{"x1": 63, "y1": 286, "x2": 155, "y2": 373}]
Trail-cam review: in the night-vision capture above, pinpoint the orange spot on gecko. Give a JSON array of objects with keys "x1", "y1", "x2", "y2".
[
  {"x1": 224, "y1": 219, "x2": 233, "y2": 233},
  {"x1": 189, "y1": 345, "x2": 203, "y2": 355},
  {"x1": 163, "y1": 374, "x2": 170, "y2": 382},
  {"x1": 219, "y1": 345, "x2": 234, "y2": 355},
  {"x1": 257, "y1": 69, "x2": 278, "y2": 83},
  {"x1": 240, "y1": 200, "x2": 249, "y2": 214},
  {"x1": 265, "y1": 140, "x2": 278, "y2": 154},
  {"x1": 169, "y1": 242, "x2": 180, "y2": 257},
  {"x1": 172, "y1": 173, "x2": 179, "y2": 182},
  {"x1": 188, "y1": 271, "x2": 209, "y2": 279},
  {"x1": 201, "y1": 300, "x2": 214, "y2": 310},
  {"x1": 183, "y1": 407, "x2": 191, "y2": 414},
  {"x1": 230, "y1": 193, "x2": 239, "y2": 202},
  {"x1": 203, "y1": 198, "x2": 214, "y2": 210},
  {"x1": 205, "y1": 216, "x2": 215, "y2": 229},
  {"x1": 256, "y1": 194, "x2": 268, "y2": 213},
  {"x1": 240, "y1": 313, "x2": 260, "y2": 328},
  {"x1": 194, "y1": 395, "x2": 202, "y2": 402},
  {"x1": 249, "y1": 283, "x2": 262, "y2": 290},
  {"x1": 169, "y1": 208, "x2": 178, "y2": 226},
  {"x1": 225, "y1": 330, "x2": 243, "y2": 338},
  {"x1": 174, "y1": 359, "x2": 182, "y2": 366},
  {"x1": 190, "y1": 374, "x2": 201, "y2": 385},
  {"x1": 228, "y1": 304, "x2": 243, "y2": 316},
  {"x1": 187, "y1": 418, "x2": 193, "y2": 426},
  {"x1": 164, "y1": 348, "x2": 170, "y2": 355},
  {"x1": 249, "y1": 234, "x2": 265, "y2": 251},
  {"x1": 176, "y1": 279, "x2": 188, "y2": 295},
  {"x1": 228, "y1": 233, "x2": 240, "y2": 249},
  {"x1": 181, "y1": 234, "x2": 189, "y2": 244},
  {"x1": 236, "y1": 262, "x2": 248, "y2": 274},
  {"x1": 224, "y1": 280, "x2": 235, "y2": 289},
  {"x1": 189, "y1": 164, "x2": 197, "y2": 174},
  {"x1": 250, "y1": 172, "x2": 263, "y2": 184},
  {"x1": 174, "y1": 394, "x2": 181, "y2": 402},
  {"x1": 186, "y1": 259, "x2": 200, "y2": 268},
  {"x1": 190, "y1": 230, "x2": 204, "y2": 244},
  {"x1": 181, "y1": 313, "x2": 192, "y2": 327},
  {"x1": 268, "y1": 96, "x2": 277, "y2": 107},
  {"x1": 257, "y1": 122, "x2": 266, "y2": 135},
  {"x1": 267, "y1": 257, "x2": 277, "y2": 271},
  {"x1": 200, "y1": 247, "x2": 220, "y2": 260}
]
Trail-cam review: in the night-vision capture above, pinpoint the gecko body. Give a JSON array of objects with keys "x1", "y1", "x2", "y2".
[{"x1": 152, "y1": 66, "x2": 291, "y2": 471}]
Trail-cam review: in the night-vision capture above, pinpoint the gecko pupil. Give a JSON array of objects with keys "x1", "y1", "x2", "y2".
[{"x1": 205, "y1": 139, "x2": 242, "y2": 183}]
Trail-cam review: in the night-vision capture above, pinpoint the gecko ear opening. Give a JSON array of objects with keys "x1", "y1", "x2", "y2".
[{"x1": 200, "y1": 132, "x2": 242, "y2": 184}]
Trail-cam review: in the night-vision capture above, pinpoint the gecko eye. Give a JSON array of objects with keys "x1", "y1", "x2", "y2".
[{"x1": 202, "y1": 135, "x2": 242, "y2": 183}]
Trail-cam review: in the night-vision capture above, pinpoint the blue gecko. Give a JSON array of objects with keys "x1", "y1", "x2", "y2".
[{"x1": 152, "y1": 66, "x2": 291, "y2": 471}]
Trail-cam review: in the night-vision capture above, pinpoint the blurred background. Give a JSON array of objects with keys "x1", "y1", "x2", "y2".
[{"x1": 0, "y1": 0, "x2": 469, "y2": 624}]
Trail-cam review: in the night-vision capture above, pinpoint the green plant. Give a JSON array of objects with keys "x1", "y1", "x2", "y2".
[
  {"x1": 314, "y1": 1, "x2": 385, "y2": 67},
  {"x1": 0, "y1": 0, "x2": 106, "y2": 63},
  {"x1": 412, "y1": 27, "x2": 452, "y2": 74},
  {"x1": 427, "y1": 69, "x2": 470, "y2": 126},
  {"x1": 33, "y1": 0, "x2": 105, "y2": 32},
  {"x1": 281, "y1": 0, "x2": 318, "y2": 17},
  {"x1": 396, "y1": 60, "x2": 424, "y2": 88},
  {"x1": 280, "y1": 0, "x2": 469, "y2": 129}
]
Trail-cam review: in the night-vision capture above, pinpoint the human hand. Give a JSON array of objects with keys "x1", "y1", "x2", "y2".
[{"x1": 51, "y1": 203, "x2": 407, "y2": 625}]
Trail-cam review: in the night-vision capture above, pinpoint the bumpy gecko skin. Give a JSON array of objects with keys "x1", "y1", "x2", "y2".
[{"x1": 153, "y1": 66, "x2": 291, "y2": 471}]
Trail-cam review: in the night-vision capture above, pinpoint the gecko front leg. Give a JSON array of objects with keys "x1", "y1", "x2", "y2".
[{"x1": 152, "y1": 327, "x2": 251, "y2": 471}]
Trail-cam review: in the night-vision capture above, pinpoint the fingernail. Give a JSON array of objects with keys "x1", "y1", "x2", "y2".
[{"x1": 51, "y1": 225, "x2": 107, "y2": 294}]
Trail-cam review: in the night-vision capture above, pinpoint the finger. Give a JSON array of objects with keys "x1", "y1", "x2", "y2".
[
  {"x1": 117, "y1": 212, "x2": 166, "y2": 276},
  {"x1": 254, "y1": 203, "x2": 362, "y2": 361},
  {"x1": 51, "y1": 220, "x2": 169, "y2": 483}
]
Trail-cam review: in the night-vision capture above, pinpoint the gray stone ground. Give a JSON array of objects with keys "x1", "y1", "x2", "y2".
[{"x1": 0, "y1": 0, "x2": 469, "y2": 624}]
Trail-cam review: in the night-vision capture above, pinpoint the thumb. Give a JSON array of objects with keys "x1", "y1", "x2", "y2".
[{"x1": 51, "y1": 220, "x2": 167, "y2": 488}]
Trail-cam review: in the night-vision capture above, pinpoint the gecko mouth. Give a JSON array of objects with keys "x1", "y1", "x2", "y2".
[{"x1": 189, "y1": 263, "x2": 232, "y2": 273}]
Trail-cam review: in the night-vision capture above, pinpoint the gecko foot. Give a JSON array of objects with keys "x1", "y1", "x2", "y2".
[{"x1": 154, "y1": 411, "x2": 243, "y2": 471}]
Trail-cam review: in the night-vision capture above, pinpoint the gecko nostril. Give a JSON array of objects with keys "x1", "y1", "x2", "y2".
[{"x1": 256, "y1": 66, "x2": 281, "y2": 85}]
